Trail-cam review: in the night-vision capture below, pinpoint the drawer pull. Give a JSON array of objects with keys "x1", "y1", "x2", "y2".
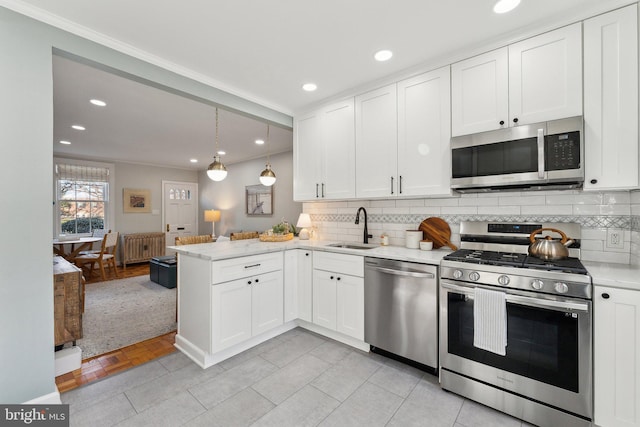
[{"x1": 244, "y1": 264, "x2": 261, "y2": 269}]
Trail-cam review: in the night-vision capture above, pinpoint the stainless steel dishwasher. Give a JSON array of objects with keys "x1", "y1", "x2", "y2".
[{"x1": 364, "y1": 257, "x2": 438, "y2": 371}]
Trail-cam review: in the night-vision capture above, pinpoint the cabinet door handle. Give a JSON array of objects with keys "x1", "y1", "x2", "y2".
[
  {"x1": 244, "y1": 263, "x2": 261, "y2": 269},
  {"x1": 321, "y1": 183, "x2": 325, "y2": 198},
  {"x1": 247, "y1": 280, "x2": 252, "y2": 285},
  {"x1": 255, "y1": 278, "x2": 259, "y2": 283},
  {"x1": 305, "y1": 253, "x2": 309, "y2": 256},
  {"x1": 390, "y1": 176, "x2": 394, "y2": 195},
  {"x1": 316, "y1": 183, "x2": 319, "y2": 198},
  {"x1": 513, "y1": 117, "x2": 519, "y2": 124},
  {"x1": 499, "y1": 120, "x2": 505, "y2": 126},
  {"x1": 399, "y1": 176, "x2": 403, "y2": 194},
  {"x1": 590, "y1": 179, "x2": 598, "y2": 185},
  {"x1": 330, "y1": 275, "x2": 334, "y2": 280},
  {"x1": 601, "y1": 293, "x2": 610, "y2": 299},
  {"x1": 337, "y1": 276, "x2": 341, "y2": 281}
]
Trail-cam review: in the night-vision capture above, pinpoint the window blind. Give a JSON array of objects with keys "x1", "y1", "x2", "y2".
[{"x1": 56, "y1": 164, "x2": 110, "y2": 182}]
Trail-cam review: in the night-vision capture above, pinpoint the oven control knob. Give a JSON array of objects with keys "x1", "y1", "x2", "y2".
[
  {"x1": 555, "y1": 282, "x2": 569, "y2": 294},
  {"x1": 531, "y1": 279, "x2": 544, "y2": 290},
  {"x1": 453, "y1": 270, "x2": 463, "y2": 279},
  {"x1": 469, "y1": 271, "x2": 480, "y2": 282},
  {"x1": 497, "y1": 275, "x2": 510, "y2": 286}
]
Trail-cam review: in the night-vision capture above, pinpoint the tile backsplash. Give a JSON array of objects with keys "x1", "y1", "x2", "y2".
[{"x1": 304, "y1": 189, "x2": 640, "y2": 265}]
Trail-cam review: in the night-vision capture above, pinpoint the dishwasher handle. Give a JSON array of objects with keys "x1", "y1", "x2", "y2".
[{"x1": 368, "y1": 265, "x2": 435, "y2": 279}]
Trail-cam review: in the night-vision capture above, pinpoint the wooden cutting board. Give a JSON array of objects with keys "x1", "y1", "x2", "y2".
[{"x1": 419, "y1": 217, "x2": 458, "y2": 250}]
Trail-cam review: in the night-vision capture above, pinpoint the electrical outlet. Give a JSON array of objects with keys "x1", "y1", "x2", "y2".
[{"x1": 607, "y1": 228, "x2": 625, "y2": 249}]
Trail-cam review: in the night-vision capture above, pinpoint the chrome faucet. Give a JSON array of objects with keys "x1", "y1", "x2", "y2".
[{"x1": 355, "y1": 207, "x2": 373, "y2": 244}]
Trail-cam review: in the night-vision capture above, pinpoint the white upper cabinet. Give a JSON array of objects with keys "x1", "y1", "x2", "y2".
[
  {"x1": 583, "y1": 4, "x2": 639, "y2": 191},
  {"x1": 397, "y1": 66, "x2": 452, "y2": 196},
  {"x1": 293, "y1": 112, "x2": 323, "y2": 200},
  {"x1": 293, "y1": 99, "x2": 355, "y2": 201},
  {"x1": 355, "y1": 84, "x2": 398, "y2": 198},
  {"x1": 451, "y1": 23, "x2": 582, "y2": 136},
  {"x1": 451, "y1": 47, "x2": 509, "y2": 136}
]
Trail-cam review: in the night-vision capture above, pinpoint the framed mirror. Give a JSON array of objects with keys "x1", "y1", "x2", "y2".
[{"x1": 246, "y1": 184, "x2": 273, "y2": 216}]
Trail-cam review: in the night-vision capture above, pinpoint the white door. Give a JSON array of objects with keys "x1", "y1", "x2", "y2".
[
  {"x1": 251, "y1": 270, "x2": 284, "y2": 335},
  {"x1": 508, "y1": 23, "x2": 582, "y2": 125},
  {"x1": 163, "y1": 181, "x2": 198, "y2": 249},
  {"x1": 211, "y1": 279, "x2": 252, "y2": 352},
  {"x1": 355, "y1": 84, "x2": 398, "y2": 198},
  {"x1": 451, "y1": 47, "x2": 509, "y2": 136},
  {"x1": 293, "y1": 112, "x2": 323, "y2": 201},
  {"x1": 322, "y1": 99, "x2": 356, "y2": 199},
  {"x1": 397, "y1": 66, "x2": 452, "y2": 197},
  {"x1": 594, "y1": 285, "x2": 640, "y2": 427},
  {"x1": 583, "y1": 5, "x2": 638, "y2": 190},
  {"x1": 336, "y1": 274, "x2": 364, "y2": 340},
  {"x1": 313, "y1": 269, "x2": 337, "y2": 330}
]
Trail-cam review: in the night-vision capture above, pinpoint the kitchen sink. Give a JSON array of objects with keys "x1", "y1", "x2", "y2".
[{"x1": 326, "y1": 242, "x2": 378, "y2": 250}]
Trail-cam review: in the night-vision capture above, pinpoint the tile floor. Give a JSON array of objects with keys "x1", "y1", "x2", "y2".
[{"x1": 62, "y1": 328, "x2": 533, "y2": 427}]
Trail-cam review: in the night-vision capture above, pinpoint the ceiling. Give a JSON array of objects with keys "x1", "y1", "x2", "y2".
[{"x1": 5, "y1": 0, "x2": 632, "y2": 170}]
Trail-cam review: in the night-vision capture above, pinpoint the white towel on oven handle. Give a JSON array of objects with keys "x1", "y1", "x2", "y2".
[{"x1": 473, "y1": 287, "x2": 507, "y2": 356}]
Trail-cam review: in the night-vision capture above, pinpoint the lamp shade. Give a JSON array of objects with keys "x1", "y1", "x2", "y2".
[
  {"x1": 204, "y1": 210, "x2": 221, "y2": 223},
  {"x1": 296, "y1": 213, "x2": 312, "y2": 228}
]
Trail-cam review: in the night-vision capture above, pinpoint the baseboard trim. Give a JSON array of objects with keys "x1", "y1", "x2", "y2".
[{"x1": 24, "y1": 390, "x2": 62, "y2": 405}]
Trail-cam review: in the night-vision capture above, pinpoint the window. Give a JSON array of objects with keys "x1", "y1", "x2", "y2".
[{"x1": 55, "y1": 162, "x2": 110, "y2": 235}]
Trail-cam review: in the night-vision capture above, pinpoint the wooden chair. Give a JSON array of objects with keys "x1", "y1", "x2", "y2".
[
  {"x1": 174, "y1": 234, "x2": 214, "y2": 245},
  {"x1": 229, "y1": 231, "x2": 259, "y2": 241},
  {"x1": 74, "y1": 231, "x2": 119, "y2": 281},
  {"x1": 78, "y1": 229, "x2": 112, "y2": 256}
]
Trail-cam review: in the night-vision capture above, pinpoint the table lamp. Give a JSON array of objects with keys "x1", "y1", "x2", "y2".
[
  {"x1": 204, "y1": 209, "x2": 221, "y2": 238},
  {"x1": 296, "y1": 213, "x2": 312, "y2": 240}
]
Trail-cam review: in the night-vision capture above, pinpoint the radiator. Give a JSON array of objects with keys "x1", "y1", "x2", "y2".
[{"x1": 122, "y1": 232, "x2": 166, "y2": 267}]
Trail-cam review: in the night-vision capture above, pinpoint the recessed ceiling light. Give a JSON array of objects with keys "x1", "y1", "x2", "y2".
[
  {"x1": 190, "y1": 159, "x2": 198, "y2": 163},
  {"x1": 217, "y1": 150, "x2": 226, "y2": 156},
  {"x1": 71, "y1": 125, "x2": 85, "y2": 131},
  {"x1": 302, "y1": 83, "x2": 317, "y2": 92},
  {"x1": 493, "y1": 0, "x2": 520, "y2": 14},
  {"x1": 90, "y1": 99, "x2": 106, "y2": 107},
  {"x1": 59, "y1": 140, "x2": 71, "y2": 145},
  {"x1": 374, "y1": 50, "x2": 393, "y2": 62},
  {"x1": 255, "y1": 139, "x2": 265, "y2": 145}
]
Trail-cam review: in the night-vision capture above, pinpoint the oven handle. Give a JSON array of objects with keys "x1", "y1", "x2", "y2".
[
  {"x1": 441, "y1": 282, "x2": 589, "y2": 312},
  {"x1": 369, "y1": 266, "x2": 435, "y2": 279}
]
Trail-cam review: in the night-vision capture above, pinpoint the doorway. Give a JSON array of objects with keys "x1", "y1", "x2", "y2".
[{"x1": 163, "y1": 180, "x2": 199, "y2": 251}]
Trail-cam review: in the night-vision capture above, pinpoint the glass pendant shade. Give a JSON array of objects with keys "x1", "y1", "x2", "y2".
[
  {"x1": 207, "y1": 155, "x2": 227, "y2": 181},
  {"x1": 259, "y1": 163, "x2": 276, "y2": 186}
]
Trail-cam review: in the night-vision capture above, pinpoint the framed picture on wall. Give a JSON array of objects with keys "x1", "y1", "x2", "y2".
[
  {"x1": 123, "y1": 188, "x2": 152, "y2": 213},
  {"x1": 246, "y1": 184, "x2": 273, "y2": 216}
]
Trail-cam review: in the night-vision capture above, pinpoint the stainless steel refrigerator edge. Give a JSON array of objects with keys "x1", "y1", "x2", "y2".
[{"x1": 364, "y1": 258, "x2": 438, "y2": 369}]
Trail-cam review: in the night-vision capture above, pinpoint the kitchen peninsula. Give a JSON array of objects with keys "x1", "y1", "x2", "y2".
[{"x1": 171, "y1": 238, "x2": 448, "y2": 369}]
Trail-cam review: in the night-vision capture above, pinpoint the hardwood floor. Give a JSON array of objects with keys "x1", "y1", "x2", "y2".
[{"x1": 56, "y1": 261, "x2": 178, "y2": 393}]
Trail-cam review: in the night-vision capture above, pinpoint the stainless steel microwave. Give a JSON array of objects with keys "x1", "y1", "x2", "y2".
[{"x1": 450, "y1": 116, "x2": 584, "y2": 192}]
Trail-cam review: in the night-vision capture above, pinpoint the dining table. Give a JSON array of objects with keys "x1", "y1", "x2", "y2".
[{"x1": 53, "y1": 236, "x2": 102, "y2": 261}]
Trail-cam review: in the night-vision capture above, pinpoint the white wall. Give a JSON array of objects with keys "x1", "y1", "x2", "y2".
[
  {"x1": 115, "y1": 162, "x2": 198, "y2": 235},
  {"x1": 0, "y1": 5, "x2": 291, "y2": 403},
  {"x1": 0, "y1": 8, "x2": 56, "y2": 403},
  {"x1": 199, "y1": 151, "x2": 302, "y2": 236}
]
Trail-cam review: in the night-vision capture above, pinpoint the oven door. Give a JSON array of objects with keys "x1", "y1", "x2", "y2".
[{"x1": 440, "y1": 280, "x2": 592, "y2": 419}]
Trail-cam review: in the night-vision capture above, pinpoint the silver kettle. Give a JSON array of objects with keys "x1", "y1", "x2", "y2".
[{"x1": 528, "y1": 228, "x2": 574, "y2": 260}]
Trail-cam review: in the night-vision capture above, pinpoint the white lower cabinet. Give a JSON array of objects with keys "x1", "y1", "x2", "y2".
[
  {"x1": 212, "y1": 269, "x2": 283, "y2": 352},
  {"x1": 284, "y1": 249, "x2": 313, "y2": 322},
  {"x1": 312, "y1": 252, "x2": 364, "y2": 340},
  {"x1": 594, "y1": 285, "x2": 640, "y2": 427}
]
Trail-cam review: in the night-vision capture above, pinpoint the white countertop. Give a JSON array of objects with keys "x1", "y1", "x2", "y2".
[
  {"x1": 583, "y1": 261, "x2": 640, "y2": 291},
  {"x1": 170, "y1": 238, "x2": 451, "y2": 265},
  {"x1": 170, "y1": 238, "x2": 640, "y2": 291}
]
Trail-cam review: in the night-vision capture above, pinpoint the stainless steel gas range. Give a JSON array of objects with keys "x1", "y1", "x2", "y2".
[{"x1": 439, "y1": 221, "x2": 592, "y2": 427}]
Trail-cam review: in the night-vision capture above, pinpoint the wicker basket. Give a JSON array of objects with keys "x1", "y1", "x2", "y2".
[{"x1": 259, "y1": 232, "x2": 293, "y2": 242}]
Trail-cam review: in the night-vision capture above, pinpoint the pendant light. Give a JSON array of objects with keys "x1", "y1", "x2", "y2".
[
  {"x1": 207, "y1": 108, "x2": 228, "y2": 181},
  {"x1": 259, "y1": 123, "x2": 276, "y2": 186}
]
